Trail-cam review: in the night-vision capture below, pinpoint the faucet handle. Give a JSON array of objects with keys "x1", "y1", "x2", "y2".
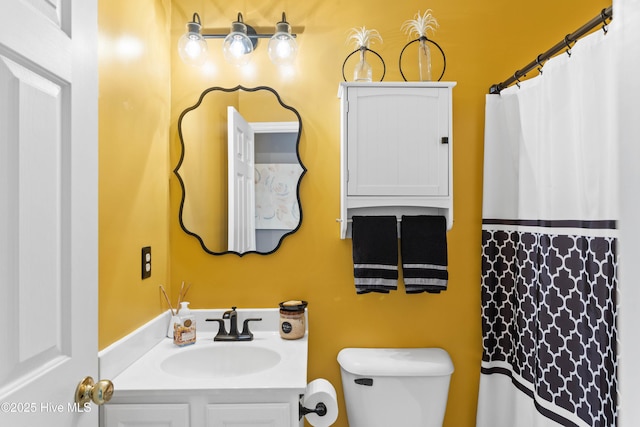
[
  {"x1": 240, "y1": 318, "x2": 263, "y2": 339},
  {"x1": 206, "y1": 318, "x2": 228, "y2": 340}
]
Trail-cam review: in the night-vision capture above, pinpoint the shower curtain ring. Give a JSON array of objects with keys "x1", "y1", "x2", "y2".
[
  {"x1": 600, "y1": 8, "x2": 610, "y2": 34},
  {"x1": 564, "y1": 35, "x2": 573, "y2": 57},
  {"x1": 536, "y1": 54, "x2": 545, "y2": 74},
  {"x1": 514, "y1": 72, "x2": 522, "y2": 88}
]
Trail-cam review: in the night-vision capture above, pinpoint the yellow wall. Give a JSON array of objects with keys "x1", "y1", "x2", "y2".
[
  {"x1": 98, "y1": 0, "x2": 172, "y2": 345},
  {"x1": 98, "y1": 0, "x2": 611, "y2": 426}
]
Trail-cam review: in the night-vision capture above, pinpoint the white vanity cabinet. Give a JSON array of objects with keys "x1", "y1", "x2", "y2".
[
  {"x1": 103, "y1": 401, "x2": 300, "y2": 427},
  {"x1": 338, "y1": 82, "x2": 456, "y2": 238},
  {"x1": 99, "y1": 310, "x2": 309, "y2": 427}
]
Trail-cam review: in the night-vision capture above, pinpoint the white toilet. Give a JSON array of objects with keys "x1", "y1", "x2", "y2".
[{"x1": 337, "y1": 347, "x2": 454, "y2": 427}]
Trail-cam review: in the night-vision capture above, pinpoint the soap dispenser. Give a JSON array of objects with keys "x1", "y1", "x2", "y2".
[{"x1": 173, "y1": 302, "x2": 196, "y2": 347}]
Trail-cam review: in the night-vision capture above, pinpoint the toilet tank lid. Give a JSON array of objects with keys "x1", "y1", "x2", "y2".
[{"x1": 337, "y1": 348, "x2": 454, "y2": 377}]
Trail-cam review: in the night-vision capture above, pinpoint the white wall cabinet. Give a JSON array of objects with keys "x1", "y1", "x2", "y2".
[{"x1": 338, "y1": 82, "x2": 456, "y2": 238}]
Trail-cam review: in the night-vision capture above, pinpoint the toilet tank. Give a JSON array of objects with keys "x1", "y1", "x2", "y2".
[{"x1": 337, "y1": 348, "x2": 454, "y2": 427}]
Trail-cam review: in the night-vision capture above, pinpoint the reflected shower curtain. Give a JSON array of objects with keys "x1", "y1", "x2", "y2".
[{"x1": 477, "y1": 29, "x2": 618, "y2": 427}]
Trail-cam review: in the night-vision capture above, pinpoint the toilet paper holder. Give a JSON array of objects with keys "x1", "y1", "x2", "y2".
[
  {"x1": 299, "y1": 401, "x2": 327, "y2": 420},
  {"x1": 301, "y1": 378, "x2": 339, "y2": 426}
]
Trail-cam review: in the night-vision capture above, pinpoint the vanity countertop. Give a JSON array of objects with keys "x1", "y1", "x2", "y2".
[
  {"x1": 112, "y1": 331, "x2": 307, "y2": 393},
  {"x1": 102, "y1": 309, "x2": 308, "y2": 396}
]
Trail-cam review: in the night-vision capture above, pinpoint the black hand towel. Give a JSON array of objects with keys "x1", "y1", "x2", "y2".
[
  {"x1": 401, "y1": 215, "x2": 448, "y2": 294},
  {"x1": 351, "y1": 216, "x2": 398, "y2": 294}
]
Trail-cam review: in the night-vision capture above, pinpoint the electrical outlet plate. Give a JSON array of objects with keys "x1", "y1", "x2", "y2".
[{"x1": 141, "y1": 246, "x2": 151, "y2": 279}]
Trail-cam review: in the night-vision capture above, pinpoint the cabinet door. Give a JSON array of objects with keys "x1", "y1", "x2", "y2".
[
  {"x1": 206, "y1": 403, "x2": 291, "y2": 427},
  {"x1": 346, "y1": 86, "x2": 450, "y2": 197},
  {"x1": 103, "y1": 404, "x2": 189, "y2": 427}
]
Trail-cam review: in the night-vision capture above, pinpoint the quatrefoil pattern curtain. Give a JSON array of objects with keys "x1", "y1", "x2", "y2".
[{"x1": 477, "y1": 27, "x2": 618, "y2": 427}]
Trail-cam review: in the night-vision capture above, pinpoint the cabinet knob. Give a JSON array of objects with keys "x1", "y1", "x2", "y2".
[{"x1": 441, "y1": 136, "x2": 449, "y2": 144}]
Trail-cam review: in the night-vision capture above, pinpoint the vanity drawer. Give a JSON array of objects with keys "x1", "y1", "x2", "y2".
[
  {"x1": 103, "y1": 403, "x2": 189, "y2": 427},
  {"x1": 207, "y1": 403, "x2": 292, "y2": 427}
]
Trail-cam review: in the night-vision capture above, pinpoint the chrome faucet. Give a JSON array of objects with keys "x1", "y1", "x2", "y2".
[{"x1": 206, "y1": 307, "x2": 262, "y2": 341}]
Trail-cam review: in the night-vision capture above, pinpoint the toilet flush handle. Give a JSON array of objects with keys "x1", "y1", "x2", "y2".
[{"x1": 354, "y1": 378, "x2": 373, "y2": 386}]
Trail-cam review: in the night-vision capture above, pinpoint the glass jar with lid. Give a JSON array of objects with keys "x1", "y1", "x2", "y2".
[{"x1": 279, "y1": 300, "x2": 307, "y2": 340}]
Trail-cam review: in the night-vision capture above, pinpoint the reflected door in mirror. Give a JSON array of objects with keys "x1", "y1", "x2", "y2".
[{"x1": 228, "y1": 106, "x2": 256, "y2": 252}]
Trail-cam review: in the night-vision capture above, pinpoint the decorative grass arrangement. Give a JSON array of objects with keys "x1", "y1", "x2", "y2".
[
  {"x1": 400, "y1": 10, "x2": 444, "y2": 81},
  {"x1": 347, "y1": 26, "x2": 383, "y2": 49},
  {"x1": 343, "y1": 26, "x2": 385, "y2": 82},
  {"x1": 401, "y1": 9, "x2": 439, "y2": 40}
]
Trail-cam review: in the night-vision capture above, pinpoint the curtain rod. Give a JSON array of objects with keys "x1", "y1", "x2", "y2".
[{"x1": 489, "y1": 6, "x2": 612, "y2": 94}]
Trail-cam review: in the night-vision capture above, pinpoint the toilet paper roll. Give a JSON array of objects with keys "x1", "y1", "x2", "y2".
[{"x1": 303, "y1": 378, "x2": 339, "y2": 427}]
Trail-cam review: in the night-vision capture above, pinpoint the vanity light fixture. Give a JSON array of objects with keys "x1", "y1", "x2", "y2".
[
  {"x1": 177, "y1": 13, "x2": 209, "y2": 66},
  {"x1": 178, "y1": 12, "x2": 299, "y2": 67}
]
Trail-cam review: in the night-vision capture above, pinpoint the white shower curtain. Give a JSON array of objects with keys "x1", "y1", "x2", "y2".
[{"x1": 478, "y1": 25, "x2": 619, "y2": 427}]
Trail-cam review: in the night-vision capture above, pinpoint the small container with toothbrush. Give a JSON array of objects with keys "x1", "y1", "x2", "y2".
[{"x1": 173, "y1": 301, "x2": 196, "y2": 347}]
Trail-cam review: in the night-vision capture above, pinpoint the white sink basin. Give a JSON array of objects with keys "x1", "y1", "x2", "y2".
[{"x1": 160, "y1": 345, "x2": 282, "y2": 378}]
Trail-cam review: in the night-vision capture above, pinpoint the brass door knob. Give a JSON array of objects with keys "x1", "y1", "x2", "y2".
[{"x1": 75, "y1": 376, "x2": 114, "y2": 405}]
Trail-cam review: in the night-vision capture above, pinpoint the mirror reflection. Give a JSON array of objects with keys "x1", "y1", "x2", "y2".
[{"x1": 175, "y1": 86, "x2": 305, "y2": 255}]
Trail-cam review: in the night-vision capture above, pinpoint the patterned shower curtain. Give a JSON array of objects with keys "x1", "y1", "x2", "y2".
[{"x1": 477, "y1": 27, "x2": 619, "y2": 427}]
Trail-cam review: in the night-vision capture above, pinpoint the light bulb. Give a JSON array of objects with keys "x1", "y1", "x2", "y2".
[
  {"x1": 268, "y1": 33, "x2": 297, "y2": 66},
  {"x1": 178, "y1": 15, "x2": 208, "y2": 66},
  {"x1": 223, "y1": 17, "x2": 254, "y2": 66},
  {"x1": 223, "y1": 32, "x2": 253, "y2": 66},
  {"x1": 268, "y1": 14, "x2": 297, "y2": 66}
]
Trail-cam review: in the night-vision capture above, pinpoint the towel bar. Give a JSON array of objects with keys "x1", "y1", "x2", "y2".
[
  {"x1": 337, "y1": 210, "x2": 452, "y2": 238},
  {"x1": 336, "y1": 218, "x2": 402, "y2": 223}
]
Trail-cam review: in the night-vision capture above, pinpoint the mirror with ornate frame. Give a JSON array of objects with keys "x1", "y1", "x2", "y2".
[{"x1": 175, "y1": 86, "x2": 305, "y2": 256}]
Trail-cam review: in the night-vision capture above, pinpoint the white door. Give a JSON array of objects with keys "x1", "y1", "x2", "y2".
[
  {"x1": 0, "y1": 1, "x2": 98, "y2": 427},
  {"x1": 227, "y1": 106, "x2": 256, "y2": 252}
]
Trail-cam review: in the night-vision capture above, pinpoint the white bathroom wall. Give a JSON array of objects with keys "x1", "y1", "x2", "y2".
[{"x1": 617, "y1": 0, "x2": 640, "y2": 426}]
